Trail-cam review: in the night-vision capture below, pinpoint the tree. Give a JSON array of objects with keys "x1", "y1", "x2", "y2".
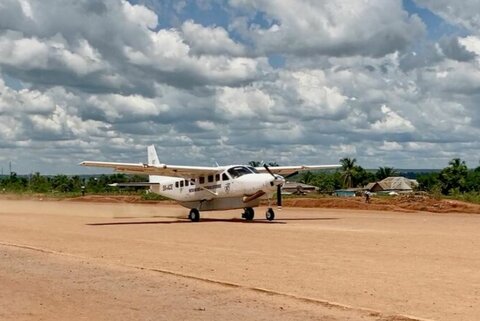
[
  {"x1": 376, "y1": 167, "x2": 398, "y2": 180},
  {"x1": 438, "y1": 158, "x2": 468, "y2": 194},
  {"x1": 417, "y1": 172, "x2": 440, "y2": 192},
  {"x1": 354, "y1": 166, "x2": 375, "y2": 188},
  {"x1": 340, "y1": 157, "x2": 356, "y2": 188},
  {"x1": 29, "y1": 172, "x2": 51, "y2": 193},
  {"x1": 248, "y1": 161, "x2": 279, "y2": 167},
  {"x1": 299, "y1": 171, "x2": 315, "y2": 185},
  {"x1": 51, "y1": 175, "x2": 74, "y2": 193}
]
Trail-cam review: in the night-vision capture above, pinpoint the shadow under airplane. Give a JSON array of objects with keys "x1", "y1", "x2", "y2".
[{"x1": 87, "y1": 217, "x2": 340, "y2": 226}]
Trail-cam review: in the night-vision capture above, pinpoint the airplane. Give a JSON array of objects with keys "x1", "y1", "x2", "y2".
[{"x1": 80, "y1": 145, "x2": 341, "y2": 222}]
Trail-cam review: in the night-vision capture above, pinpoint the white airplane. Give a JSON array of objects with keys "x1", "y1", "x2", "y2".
[{"x1": 80, "y1": 145, "x2": 340, "y2": 222}]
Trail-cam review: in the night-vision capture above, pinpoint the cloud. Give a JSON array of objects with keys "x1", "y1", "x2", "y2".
[
  {"x1": 413, "y1": 1, "x2": 480, "y2": 34},
  {"x1": 1, "y1": 0, "x2": 480, "y2": 173},
  {"x1": 229, "y1": 0, "x2": 426, "y2": 57},
  {"x1": 371, "y1": 105, "x2": 415, "y2": 133},
  {"x1": 181, "y1": 20, "x2": 246, "y2": 56}
]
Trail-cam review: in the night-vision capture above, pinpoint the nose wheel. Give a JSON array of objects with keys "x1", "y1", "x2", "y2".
[
  {"x1": 188, "y1": 208, "x2": 200, "y2": 222},
  {"x1": 266, "y1": 208, "x2": 275, "y2": 221}
]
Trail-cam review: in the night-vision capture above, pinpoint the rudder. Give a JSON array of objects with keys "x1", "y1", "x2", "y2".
[{"x1": 147, "y1": 145, "x2": 160, "y2": 166}]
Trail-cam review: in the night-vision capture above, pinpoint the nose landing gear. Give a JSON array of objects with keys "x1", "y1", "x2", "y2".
[{"x1": 266, "y1": 208, "x2": 275, "y2": 221}]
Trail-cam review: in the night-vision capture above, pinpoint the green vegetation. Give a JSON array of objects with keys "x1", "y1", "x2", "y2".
[
  {"x1": 1, "y1": 157, "x2": 479, "y2": 203},
  {"x1": 0, "y1": 172, "x2": 149, "y2": 196},
  {"x1": 291, "y1": 157, "x2": 480, "y2": 203}
]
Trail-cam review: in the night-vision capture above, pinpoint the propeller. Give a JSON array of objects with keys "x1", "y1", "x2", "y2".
[{"x1": 264, "y1": 164, "x2": 284, "y2": 208}]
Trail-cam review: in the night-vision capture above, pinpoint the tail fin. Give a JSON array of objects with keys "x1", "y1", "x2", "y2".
[
  {"x1": 147, "y1": 145, "x2": 160, "y2": 166},
  {"x1": 147, "y1": 145, "x2": 160, "y2": 184}
]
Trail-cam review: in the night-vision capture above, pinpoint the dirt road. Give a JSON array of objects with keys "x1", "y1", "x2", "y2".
[{"x1": 0, "y1": 200, "x2": 479, "y2": 320}]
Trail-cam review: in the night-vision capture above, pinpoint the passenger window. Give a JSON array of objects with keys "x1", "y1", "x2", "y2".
[
  {"x1": 185, "y1": 180, "x2": 189, "y2": 186},
  {"x1": 199, "y1": 177, "x2": 205, "y2": 184},
  {"x1": 222, "y1": 173, "x2": 229, "y2": 181},
  {"x1": 215, "y1": 174, "x2": 220, "y2": 181},
  {"x1": 180, "y1": 181, "x2": 184, "y2": 187},
  {"x1": 208, "y1": 175, "x2": 214, "y2": 183},
  {"x1": 175, "y1": 181, "x2": 179, "y2": 188},
  {"x1": 191, "y1": 179, "x2": 196, "y2": 185}
]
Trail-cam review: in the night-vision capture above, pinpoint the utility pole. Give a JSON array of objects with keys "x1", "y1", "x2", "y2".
[{"x1": 9, "y1": 161, "x2": 12, "y2": 175}]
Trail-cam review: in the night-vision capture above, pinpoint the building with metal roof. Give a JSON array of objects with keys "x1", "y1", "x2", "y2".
[{"x1": 365, "y1": 177, "x2": 419, "y2": 193}]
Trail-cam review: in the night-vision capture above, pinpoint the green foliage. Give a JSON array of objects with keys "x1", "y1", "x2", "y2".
[
  {"x1": 29, "y1": 172, "x2": 51, "y2": 193},
  {"x1": 141, "y1": 191, "x2": 169, "y2": 201},
  {"x1": 338, "y1": 158, "x2": 374, "y2": 188},
  {"x1": 248, "y1": 161, "x2": 279, "y2": 167},
  {"x1": 0, "y1": 173, "x2": 149, "y2": 195},
  {"x1": 339, "y1": 157, "x2": 356, "y2": 188},
  {"x1": 416, "y1": 159, "x2": 480, "y2": 197},
  {"x1": 376, "y1": 167, "x2": 398, "y2": 180},
  {"x1": 438, "y1": 158, "x2": 468, "y2": 194},
  {"x1": 312, "y1": 172, "x2": 342, "y2": 193},
  {"x1": 0, "y1": 172, "x2": 28, "y2": 192}
]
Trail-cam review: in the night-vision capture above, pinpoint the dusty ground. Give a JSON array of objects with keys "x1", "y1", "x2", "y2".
[
  {"x1": 3, "y1": 193, "x2": 480, "y2": 214},
  {"x1": 1, "y1": 200, "x2": 479, "y2": 321}
]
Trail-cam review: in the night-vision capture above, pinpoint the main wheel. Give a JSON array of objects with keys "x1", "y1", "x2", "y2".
[
  {"x1": 189, "y1": 208, "x2": 200, "y2": 222},
  {"x1": 266, "y1": 208, "x2": 275, "y2": 221},
  {"x1": 243, "y1": 207, "x2": 254, "y2": 221}
]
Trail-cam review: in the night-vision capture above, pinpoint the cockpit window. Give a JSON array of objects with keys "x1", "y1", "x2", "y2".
[
  {"x1": 228, "y1": 166, "x2": 254, "y2": 178},
  {"x1": 247, "y1": 166, "x2": 259, "y2": 173}
]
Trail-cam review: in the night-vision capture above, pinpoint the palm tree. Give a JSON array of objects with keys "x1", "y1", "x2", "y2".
[
  {"x1": 340, "y1": 157, "x2": 356, "y2": 188},
  {"x1": 439, "y1": 158, "x2": 468, "y2": 194},
  {"x1": 248, "y1": 161, "x2": 262, "y2": 167},
  {"x1": 376, "y1": 167, "x2": 398, "y2": 180}
]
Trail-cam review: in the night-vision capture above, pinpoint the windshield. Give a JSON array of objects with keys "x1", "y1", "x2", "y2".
[
  {"x1": 247, "y1": 166, "x2": 259, "y2": 173},
  {"x1": 228, "y1": 166, "x2": 254, "y2": 178}
]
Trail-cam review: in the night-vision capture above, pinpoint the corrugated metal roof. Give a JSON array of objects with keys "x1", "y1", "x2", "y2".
[{"x1": 367, "y1": 177, "x2": 418, "y2": 191}]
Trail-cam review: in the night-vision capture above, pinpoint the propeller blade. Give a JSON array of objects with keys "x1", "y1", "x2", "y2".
[
  {"x1": 284, "y1": 171, "x2": 299, "y2": 179},
  {"x1": 277, "y1": 185, "x2": 282, "y2": 207},
  {"x1": 264, "y1": 164, "x2": 275, "y2": 178}
]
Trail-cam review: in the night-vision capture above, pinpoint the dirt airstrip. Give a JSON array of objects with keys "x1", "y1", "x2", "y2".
[{"x1": 1, "y1": 197, "x2": 479, "y2": 320}]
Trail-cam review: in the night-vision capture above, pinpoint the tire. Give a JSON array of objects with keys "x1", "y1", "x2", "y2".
[
  {"x1": 244, "y1": 207, "x2": 254, "y2": 221},
  {"x1": 189, "y1": 208, "x2": 200, "y2": 222},
  {"x1": 266, "y1": 208, "x2": 275, "y2": 221}
]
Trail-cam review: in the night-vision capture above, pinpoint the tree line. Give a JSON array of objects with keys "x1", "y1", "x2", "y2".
[
  {"x1": 1, "y1": 157, "x2": 479, "y2": 196},
  {"x1": 0, "y1": 172, "x2": 148, "y2": 194},
  {"x1": 295, "y1": 157, "x2": 480, "y2": 196}
]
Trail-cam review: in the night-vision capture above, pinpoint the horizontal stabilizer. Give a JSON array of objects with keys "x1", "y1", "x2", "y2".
[{"x1": 108, "y1": 182, "x2": 160, "y2": 187}]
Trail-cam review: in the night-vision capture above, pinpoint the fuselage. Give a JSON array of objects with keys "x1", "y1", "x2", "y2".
[{"x1": 148, "y1": 165, "x2": 284, "y2": 210}]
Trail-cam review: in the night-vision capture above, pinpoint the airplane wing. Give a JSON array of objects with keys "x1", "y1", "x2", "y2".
[
  {"x1": 80, "y1": 161, "x2": 221, "y2": 178},
  {"x1": 255, "y1": 165, "x2": 341, "y2": 177}
]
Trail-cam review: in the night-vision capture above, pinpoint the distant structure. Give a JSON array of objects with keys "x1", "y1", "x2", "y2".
[
  {"x1": 365, "y1": 177, "x2": 418, "y2": 194},
  {"x1": 333, "y1": 188, "x2": 363, "y2": 197},
  {"x1": 282, "y1": 182, "x2": 317, "y2": 195}
]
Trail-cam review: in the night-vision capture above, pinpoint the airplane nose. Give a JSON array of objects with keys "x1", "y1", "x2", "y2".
[{"x1": 270, "y1": 175, "x2": 285, "y2": 187}]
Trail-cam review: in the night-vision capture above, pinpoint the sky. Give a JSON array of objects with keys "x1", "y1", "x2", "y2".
[{"x1": 1, "y1": 0, "x2": 480, "y2": 174}]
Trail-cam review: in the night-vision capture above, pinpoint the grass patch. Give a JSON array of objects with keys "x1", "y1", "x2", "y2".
[
  {"x1": 140, "y1": 192, "x2": 170, "y2": 201},
  {"x1": 447, "y1": 192, "x2": 480, "y2": 204}
]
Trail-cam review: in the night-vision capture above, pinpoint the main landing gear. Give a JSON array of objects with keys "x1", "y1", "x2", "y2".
[
  {"x1": 188, "y1": 207, "x2": 275, "y2": 222},
  {"x1": 188, "y1": 208, "x2": 200, "y2": 222},
  {"x1": 242, "y1": 207, "x2": 275, "y2": 221},
  {"x1": 242, "y1": 207, "x2": 254, "y2": 221}
]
